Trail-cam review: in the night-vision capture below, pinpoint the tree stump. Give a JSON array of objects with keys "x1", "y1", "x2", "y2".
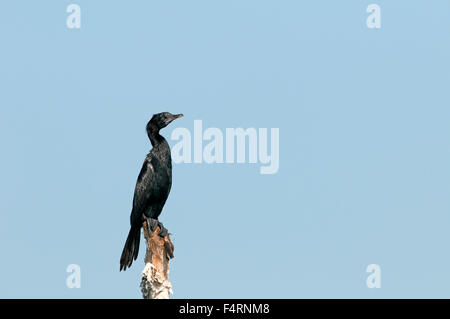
[{"x1": 140, "y1": 220, "x2": 174, "y2": 299}]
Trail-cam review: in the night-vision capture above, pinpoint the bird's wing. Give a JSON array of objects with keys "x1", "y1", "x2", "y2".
[{"x1": 130, "y1": 156, "x2": 157, "y2": 225}]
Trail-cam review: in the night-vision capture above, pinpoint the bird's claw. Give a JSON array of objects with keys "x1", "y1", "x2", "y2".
[
  {"x1": 146, "y1": 218, "x2": 169, "y2": 237},
  {"x1": 147, "y1": 218, "x2": 158, "y2": 232},
  {"x1": 158, "y1": 222, "x2": 169, "y2": 237}
]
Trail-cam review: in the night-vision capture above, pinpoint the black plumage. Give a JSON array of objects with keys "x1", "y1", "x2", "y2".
[{"x1": 120, "y1": 112, "x2": 183, "y2": 271}]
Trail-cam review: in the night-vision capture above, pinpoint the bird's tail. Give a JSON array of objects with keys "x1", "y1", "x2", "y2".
[{"x1": 120, "y1": 224, "x2": 141, "y2": 271}]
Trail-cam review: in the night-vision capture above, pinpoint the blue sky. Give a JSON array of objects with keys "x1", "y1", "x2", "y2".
[{"x1": 1, "y1": 1, "x2": 450, "y2": 298}]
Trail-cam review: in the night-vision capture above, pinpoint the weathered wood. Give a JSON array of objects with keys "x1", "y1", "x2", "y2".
[{"x1": 140, "y1": 220, "x2": 174, "y2": 299}]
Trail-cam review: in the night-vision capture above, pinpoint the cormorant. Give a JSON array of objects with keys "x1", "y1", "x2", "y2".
[{"x1": 120, "y1": 112, "x2": 183, "y2": 271}]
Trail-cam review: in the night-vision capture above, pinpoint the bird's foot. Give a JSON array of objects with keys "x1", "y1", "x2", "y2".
[
  {"x1": 147, "y1": 218, "x2": 159, "y2": 232},
  {"x1": 157, "y1": 221, "x2": 169, "y2": 237},
  {"x1": 147, "y1": 218, "x2": 169, "y2": 237}
]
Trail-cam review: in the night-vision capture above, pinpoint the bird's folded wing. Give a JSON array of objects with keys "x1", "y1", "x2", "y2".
[{"x1": 130, "y1": 157, "x2": 156, "y2": 224}]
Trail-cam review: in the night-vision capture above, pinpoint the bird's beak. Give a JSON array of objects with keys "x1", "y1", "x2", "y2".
[{"x1": 174, "y1": 114, "x2": 183, "y2": 119}]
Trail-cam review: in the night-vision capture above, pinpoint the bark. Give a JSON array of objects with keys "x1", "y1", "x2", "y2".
[{"x1": 140, "y1": 220, "x2": 174, "y2": 299}]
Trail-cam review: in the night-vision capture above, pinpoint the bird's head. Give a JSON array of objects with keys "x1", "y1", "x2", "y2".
[{"x1": 147, "y1": 112, "x2": 183, "y2": 132}]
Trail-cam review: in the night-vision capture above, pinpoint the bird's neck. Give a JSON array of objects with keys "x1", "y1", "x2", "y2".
[
  {"x1": 147, "y1": 124, "x2": 162, "y2": 146},
  {"x1": 148, "y1": 126, "x2": 171, "y2": 154},
  {"x1": 149, "y1": 132, "x2": 164, "y2": 147}
]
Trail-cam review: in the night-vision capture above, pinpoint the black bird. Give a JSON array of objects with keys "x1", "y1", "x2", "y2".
[{"x1": 120, "y1": 112, "x2": 183, "y2": 271}]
